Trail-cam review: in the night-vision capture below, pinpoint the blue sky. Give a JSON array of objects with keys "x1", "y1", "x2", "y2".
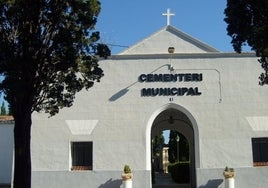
[{"x1": 96, "y1": 0, "x2": 251, "y2": 55}]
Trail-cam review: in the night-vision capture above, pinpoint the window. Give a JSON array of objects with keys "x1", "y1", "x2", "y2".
[
  {"x1": 252, "y1": 137, "x2": 268, "y2": 166},
  {"x1": 71, "y1": 142, "x2": 93, "y2": 170}
]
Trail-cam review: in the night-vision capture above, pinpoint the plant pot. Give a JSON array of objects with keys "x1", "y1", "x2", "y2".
[
  {"x1": 223, "y1": 171, "x2": 235, "y2": 179},
  {"x1": 122, "y1": 173, "x2": 133, "y2": 181},
  {"x1": 122, "y1": 173, "x2": 133, "y2": 188}
]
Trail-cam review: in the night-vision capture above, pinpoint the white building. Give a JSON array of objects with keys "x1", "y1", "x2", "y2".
[
  {"x1": 30, "y1": 24, "x2": 268, "y2": 188},
  {"x1": 0, "y1": 117, "x2": 14, "y2": 187}
]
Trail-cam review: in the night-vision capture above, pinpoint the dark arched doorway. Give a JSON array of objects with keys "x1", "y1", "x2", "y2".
[{"x1": 149, "y1": 105, "x2": 197, "y2": 188}]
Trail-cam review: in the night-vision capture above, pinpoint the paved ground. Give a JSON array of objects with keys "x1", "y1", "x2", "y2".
[
  {"x1": 153, "y1": 173, "x2": 190, "y2": 188},
  {"x1": 0, "y1": 184, "x2": 10, "y2": 188},
  {"x1": 1, "y1": 174, "x2": 189, "y2": 188}
]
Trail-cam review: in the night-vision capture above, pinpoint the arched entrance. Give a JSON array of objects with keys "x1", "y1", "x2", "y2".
[{"x1": 146, "y1": 103, "x2": 199, "y2": 188}]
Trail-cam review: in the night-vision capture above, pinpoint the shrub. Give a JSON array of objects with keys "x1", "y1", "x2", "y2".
[
  {"x1": 151, "y1": 162, "x2": 155, "y2": 184},
  {"x1": 168, "y1": 162, "x2": 190, "y2": 183},
  {"x1": 123, "y1": 165, "x2": 131, "y2": 174}
]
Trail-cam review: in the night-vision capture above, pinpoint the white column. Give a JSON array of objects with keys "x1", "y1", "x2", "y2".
[
  {"x1": 223, "y1": 169, "x2": 235, "y2": 188},
  {"x1": 225, "y1": 177, "x2": 235, "y2": 188},
  {"x1": 122, "y1": 179, "x2": 132, "y2": 188}
]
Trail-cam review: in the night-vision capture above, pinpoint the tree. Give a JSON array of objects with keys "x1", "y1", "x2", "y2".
[
  {"x1": 224, "y1": 0, "x2": 268, "y2": 84},
  {"x1": 168, "y1": 130, "x2": 178, "y2": 163},
  {"x1": 152, "y1": 133, "x2": 165, "y2": 156},
  {"x1": 168, "y1": 131, "x2": 189, "y2": 163},
  {"x1": 0, "y1": 101, "x2": 6, "y2": 115},
  {"x1": 0, "y1": 1, "x2": 110, "y2": 188},
  {"x1": 7, "y1": 103, "x2": 12, "y2": 115},
  {"x1": 152, "y1": 133, "x2": 165, "y2": 172},
  {"x1": 178, "y1": 134, "x2": 189, "y2": 161}
]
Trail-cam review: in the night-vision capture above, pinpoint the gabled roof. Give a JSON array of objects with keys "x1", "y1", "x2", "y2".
[{"x1": 120, "y1": 25, "x2": 219, "y2": 55}]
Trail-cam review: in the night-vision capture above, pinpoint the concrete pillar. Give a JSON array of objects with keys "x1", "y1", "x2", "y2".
[
  {"x1": 223, "y1": 167, "x2": 235, "y2": 188},
  {"x1": 225, "y1": 177, "x2": 235, "y2": 188},
  {"x1": 122, "y1": 179, "x2": 132, "y2": 188},
  {"x1": 122, "y1": 169, "x2": 133, "y2": 188}
]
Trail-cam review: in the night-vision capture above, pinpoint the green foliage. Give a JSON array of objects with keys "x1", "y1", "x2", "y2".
[
  {"x1": 7, "y1": 103, "x2": 12, "y2": 115},
  {"x1": 259, "y1": 57, "x2": 268, "y2": 85},
  {"x1": 168, "y1": 131, "x2": 189, "y2": 163},
  {"x1": 123, "y1": 165, "x2": 131, "y2": 174},
  {"x1": 0, "y1": 101, "x2": 6, "y2": 115},
  {"x1": 168, "y1": 130, "x2": 178, "y2": 163},
  {"x1": 0, "y1": 1, "x2": 109, "y2": 187},
  {"x1": 224, "y1": 0, "x2": 268, "y2": 54},
  {"x1": 168, "y1": 162, "x2": 190, "y2": 184},
  {"x1": 224, "y1": 1, "x2": 268, "y2": 85},
  {"x1": 152, "y1": 133, "x2": 165, "y2": 157},
  {"x1": 151, "y1": 132, "x2": 165, "y2": 173},
  {"x1": 151, "y1": 162, "x2": 155, "y2": 184},
  {"x1": 0, "y1": 0, "x2": 110, "y2": 117},
  {"x1": 224, "y1": 166, "x2": 234, "y2": 172}
]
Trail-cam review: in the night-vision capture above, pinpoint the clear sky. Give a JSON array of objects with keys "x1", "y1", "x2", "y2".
[{"x1": 96, "y1": 0, "x2": 251, "y2": 55}]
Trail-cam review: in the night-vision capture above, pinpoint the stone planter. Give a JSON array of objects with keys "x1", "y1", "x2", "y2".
[
  {"x1": 223, "y1": 167, "x2": 235, "y2": 188},
  {"x1": 122, "y1": 165, "x2": 132, "y2": 188},
  {"x1": 122, "y1": 173, "x2": 133, "y2": 181},
  {"x1": 122, "y1": 173, "x2": 133, "y2": 188},
  {"x1": 223, "y1": 171, "x2": 235, "y2": 179}
]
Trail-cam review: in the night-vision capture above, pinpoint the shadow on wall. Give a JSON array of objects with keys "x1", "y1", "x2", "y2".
[
  {"x1": 98, "y1": 179, "x2": 122, "y2": 188},
  {"x1": 109, "y1": 88, "x2": 129, "y2": 101},
  {"x1": 199, "y1": 179, "x2": 223, "y2": 188},
  {"x1": 109, "y1": 64, "x2": 170, "y2": 102}
]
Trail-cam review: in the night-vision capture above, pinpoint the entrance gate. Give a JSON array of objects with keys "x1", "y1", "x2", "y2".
[{"x1": 146, "y1": 104, "x2": 199, "y2": 188}]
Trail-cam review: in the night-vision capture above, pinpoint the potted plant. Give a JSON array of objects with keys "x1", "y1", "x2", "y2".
[
  {"x1": 122, "y1": 165, "x2": 133, "y2": 180},
  {"x1": 122, "y1": 165, "x2": 133, "y2": 188},
  {"x1": 223, "y1": 166, "x2": 235, "y2": 178}
]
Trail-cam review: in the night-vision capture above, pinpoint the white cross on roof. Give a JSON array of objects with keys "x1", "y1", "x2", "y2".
[{"x1": 162, "y1": 8, "x2": 175, "y2": 26}]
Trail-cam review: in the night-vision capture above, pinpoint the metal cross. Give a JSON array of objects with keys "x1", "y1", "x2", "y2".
[{"x1": 162, "y1": 8, "x2": 175, "y2": 26}]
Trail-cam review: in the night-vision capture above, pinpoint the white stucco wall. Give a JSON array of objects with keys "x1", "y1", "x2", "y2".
[
  {"x1": 120, "y1": 25, "x2": 218, "y2": 55},
  {"x1": 0, "y1": 123, "x2": 14, "y2": 184},
  {"x1": 31, "y1": 52, "x2": 268, "y2": 187}
]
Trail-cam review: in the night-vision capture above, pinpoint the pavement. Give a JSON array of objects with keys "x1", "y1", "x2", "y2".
[
  {"x1": 153, "y1": 173, "x2": 190, "y2": 188},
  {"x1": 0, "y1": 184, "x2": 10, "y2": 188}
]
